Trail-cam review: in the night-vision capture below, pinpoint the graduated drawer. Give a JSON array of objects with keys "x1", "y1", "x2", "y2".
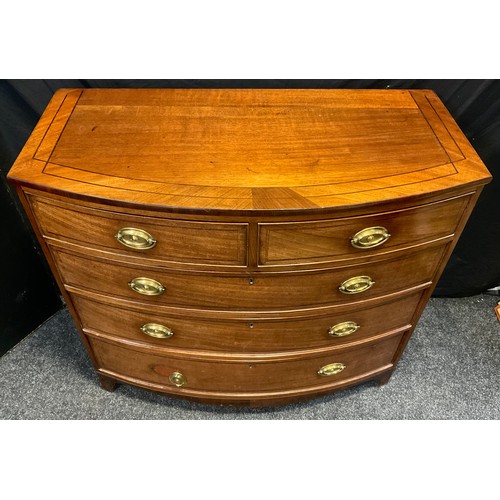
[
  {"x1": 27, "y1": 195, "x2": 248, "y2": 267},
  {"x1": 89, "y1": 332, "x2": 404, "y2": 397},
  {"x1": 52, "y1": 243, "x2": 446, "y2": 311},
  {"x1": 259, "y1": 195, "x2": 469, "y2": 266},
  {"x1": 71, "y1": 289, "x2": 422, "y2": 352}
]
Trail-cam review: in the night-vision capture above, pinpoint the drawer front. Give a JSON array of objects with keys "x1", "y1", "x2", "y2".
[
  {"x1": 28, "y1": 195, "x2": 248, "y2": 267},
  {"x1": 89, "y1": 333, "x2": 403, "y2": 394},
  {"x1": 52, "y1": 243, "x2": 446, "y2": 311},
  {"x1": 259, "y1": 195, "x2": 469, "y2": 266},
  {"x1": 71, "y1": 290, "x2": 422, "y2": 352}
]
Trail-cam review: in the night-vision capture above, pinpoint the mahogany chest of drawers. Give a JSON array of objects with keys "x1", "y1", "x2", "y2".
[{"x1": 7, "y1": 88, "x2": 492, "y2": 406}]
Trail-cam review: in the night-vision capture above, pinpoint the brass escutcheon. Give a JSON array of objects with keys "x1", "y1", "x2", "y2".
[
  {"x1": 115, "y1": 227, "x2": 157, "y2": 250},
  {"x1": 128, "y1": 277, "x2": 166, "y2": 296},
  {"x1": 318, "y1": 363, "x2": 346, "y2": 377},
  {"x1": 140, "y1": 323, "x2": 174, "y2": 339},
  {"x1": 351, "y1": 226, "x2": 391, "y2": 249},
  {"x1": 339, "y1": 275, "x2": 374, "y2": 294},
  {"x1": 328, "y1": 321, "x2": 360, "y2": 337},
  {"x1": 169, "y1": 371, "x2": 187, "y2": 387}
]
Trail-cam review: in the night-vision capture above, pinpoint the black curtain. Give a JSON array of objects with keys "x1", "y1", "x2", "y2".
[{"x1": 0, "y1": 80, "x2": 499, "y2": 354}]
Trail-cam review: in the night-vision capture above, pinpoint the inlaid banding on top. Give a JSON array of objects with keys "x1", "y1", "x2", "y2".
[{"x1": 8, "y1": 88, "x2": 491, "y2": 213}]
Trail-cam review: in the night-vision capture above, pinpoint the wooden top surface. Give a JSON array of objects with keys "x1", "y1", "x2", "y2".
[{"x1": 8, "y1": 88, "x2": 492, "y2": 213}]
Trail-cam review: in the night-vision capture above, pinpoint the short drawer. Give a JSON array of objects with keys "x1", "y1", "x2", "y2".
[
  {"x1": 89, "y1": 332, "x2": 403, "y2": 395},
  {"x1": 259, "y1": 195, "x2": 469, "y2": 266},
  {"x1": 28, "y1": 195, "x2": 248, "y2": 267},
  {"x1": 71, "y1": 290, "x2": 422, "y2": 352},
  {"x1": 52, "y1": 243, "x2": 446, "y2": 311}
]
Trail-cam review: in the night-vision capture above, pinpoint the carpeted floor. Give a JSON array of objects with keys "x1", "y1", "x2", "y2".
[{"x1": 1, "y1": 294, "x2": 499, "y2": 420}]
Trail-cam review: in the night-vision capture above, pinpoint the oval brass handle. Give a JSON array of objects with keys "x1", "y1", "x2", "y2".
[
  {"x1": 169, "y1": 371, "x2": 187, "y2": 387},
  {"x1": 328, "y1": 321, "x2": 360, "y2": 337},
  {"x1": 116, "y1": 227, "x2": 157, "y2": 250},
  {"x1": 318, "y1": 363, "x2": 346, "y2": 377},
  {"x1": 351, "y1": 226, "x2": 391, "y2": 249},
  {"x1": 140, "y1": 323, "x2": 174, "y2": 339},
  {"x1": 339, "y1": 275, "x2": 374, "y2": 294},
  {"x1": 128, "y1": 277, "x2": 166, "y2": 296}
]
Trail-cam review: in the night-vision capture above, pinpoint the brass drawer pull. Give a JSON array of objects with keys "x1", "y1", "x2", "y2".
[
  {"x1": 328, "y1": 321, "x2": 360, "y2": 337},
  {"x1": 128, "y1": 277, "x2": 166, "y2": 296},
  {"x1": 351, "y1": 226, "x2": 390, "y2": 249},
  {"x1": 339, "y1": 275, "x2": 374, "y2": 294},
  {"x1": 116, "y1": 227, "x2": 157, "y2": 250},
  {"x1": 140, "y1": 323, "x2": 174, "y2": 339},
  {"x1": 169, "y1": 371, "x2": 187, "y2": 387},
  {"x1": 318, "y1": 363, "x2": 346, "y2": 377}
]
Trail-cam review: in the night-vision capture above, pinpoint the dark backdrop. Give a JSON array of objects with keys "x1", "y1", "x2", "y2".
[{"x1": 1, "y1": 79, "x2": 499, "y2": 355}]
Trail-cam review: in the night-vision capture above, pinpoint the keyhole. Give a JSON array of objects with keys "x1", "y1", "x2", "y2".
[{"x1": 249, "y1": 277, "x2": 254, "y2": 285}]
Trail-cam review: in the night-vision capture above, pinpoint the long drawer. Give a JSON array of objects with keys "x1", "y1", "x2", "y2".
[
  {"x1": 89, "y1": 332, "x2": 404, "y2": 396},
  {"x1": 71, "y1": 289, "x2": 422, "y2": 352},
  {"x1": 51, "y1": 242, "x2": 447, "y2": 311},
  {"x1": 28, "y1": 194, "x2": 248, "y2": 267}
]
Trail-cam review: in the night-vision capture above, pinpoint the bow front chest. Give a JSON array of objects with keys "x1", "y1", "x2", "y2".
[{"x1": 7, "y1": 88, "x2": 492, "y2": 406}]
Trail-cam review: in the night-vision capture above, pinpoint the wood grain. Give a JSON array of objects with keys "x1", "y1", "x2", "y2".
[
  {"x1": 50, "y1": 242, "x2": 448, "y2": 311},
  {"x1": 71, "y1": 289, "x2": 422, "y2": 354},
  {"x1": 88, "y1": 331, "x2": 404, "y2": 395},
  {"x1": 28, "y1": 194, "x2": 248, "y2": 267},
  {"x1": 7, "y1": 89, "x2": 491, "y2": 213},
  {"x1": 258, "y1": 194, "x2": 469, "y2": 266},
  {"x1": 6, "y1": 88, "x2": 492, "y2": 406}
]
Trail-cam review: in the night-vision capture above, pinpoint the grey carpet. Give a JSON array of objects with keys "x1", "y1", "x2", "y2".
[{"x1": 1, "y1": 294, "x2": 499, "y2": 419}]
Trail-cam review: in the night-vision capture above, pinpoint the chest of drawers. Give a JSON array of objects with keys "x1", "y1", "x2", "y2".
[{"x1": 7, "y1": 88, "x2": 492, "y2": 406}]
